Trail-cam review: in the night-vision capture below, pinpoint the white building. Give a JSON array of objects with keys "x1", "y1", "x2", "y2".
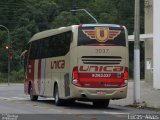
[{"x1": 144, "y1": 0, "x2": 160, "y2": 89}]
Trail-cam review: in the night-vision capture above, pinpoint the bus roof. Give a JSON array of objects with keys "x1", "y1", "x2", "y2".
[
  {"x1": 28, "y1": 24, "x2": 125, "y2": 43},
  {"x1": 29, "y1": 26, "x2": 74, "y2": 43}
]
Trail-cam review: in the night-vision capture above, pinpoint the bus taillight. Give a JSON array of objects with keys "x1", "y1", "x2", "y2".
[
  {"x1": 121, "y1": 67, "x2": 128, "y2": 87},
  {"x1": 72, "y1": 66, "x2": 81, "y2": 87},
  {"x1": 123, "y1": 67, "x2": 128, "y2": 80}
]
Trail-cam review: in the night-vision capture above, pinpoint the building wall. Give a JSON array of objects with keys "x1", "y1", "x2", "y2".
[
  {"x1": 153, "y1": 0, "x2": 160, "y2": 89},
  {"x1": 144, "y1": 0, "x2": 153, "y2": 84}
]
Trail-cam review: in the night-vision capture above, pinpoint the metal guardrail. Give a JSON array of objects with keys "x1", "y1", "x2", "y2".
[{"x1": 128, "y1": 33, "x2": 153, "y2": 41}]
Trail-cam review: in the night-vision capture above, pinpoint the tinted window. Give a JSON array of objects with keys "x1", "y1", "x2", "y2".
[
  {"x1": 29, "y1": 31, "x2": 72, "y2": 59},
  {"x1": 78, "y1": 26, "x2": 126, "y2": 46}
]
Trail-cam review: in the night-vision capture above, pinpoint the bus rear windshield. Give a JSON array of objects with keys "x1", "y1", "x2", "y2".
[{"x1": 78, "y1": 26, "x2": 126, "y2": 46}]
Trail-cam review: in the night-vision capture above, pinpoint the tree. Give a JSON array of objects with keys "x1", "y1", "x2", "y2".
[
  {"x1": 52, "y1": 11, "x2": 80, "y2": 28},
  {"x1": 0, "y1": 0, "x2": 145, "y2": 79}
]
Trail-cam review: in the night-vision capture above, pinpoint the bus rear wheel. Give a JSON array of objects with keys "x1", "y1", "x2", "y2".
[
  {"x1": 93, "y1": 99, "x2": 110, "y2": 108},
  {"x1": 54, "y1": 85, "x2": 64, "y2": 106},
  {"x1": 29, "y1": 85, "x2": 38, "y2": 101}
]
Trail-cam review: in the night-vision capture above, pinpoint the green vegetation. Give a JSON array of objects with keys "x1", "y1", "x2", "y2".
[
  {"x1": 0, "y1": 69, "x2": 24, "y2": 83},
  {"x1": 0, "y1": 0, "x2": 144, "y2": 83}
]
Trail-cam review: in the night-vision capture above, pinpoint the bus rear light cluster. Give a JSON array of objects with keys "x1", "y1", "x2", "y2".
[
  {"x1": 121, "y1": 67, "x2": 128, "y2": 87},
  {"x1": 72, "y1": 66, "x2": 82, "y2": 87},
  {"x1": 123, "y1": 67, "x2": 128, "y2": 80}
]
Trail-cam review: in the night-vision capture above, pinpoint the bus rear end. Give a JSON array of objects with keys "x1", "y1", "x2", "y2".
[{"x1": 70, "y1": 24, "x2": 128, "y2": 106}]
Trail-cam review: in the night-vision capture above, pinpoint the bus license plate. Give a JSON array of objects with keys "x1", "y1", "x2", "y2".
[
  {"x1": 96, "y1": 90, "x2": 106, "y2": 95},
  {"x1": 92, "y1": 73, "x2": 111, "y2": 78}
]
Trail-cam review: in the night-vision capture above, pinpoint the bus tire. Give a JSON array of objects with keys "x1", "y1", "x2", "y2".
[
  {"x1": 54, "y1": 85, "x2": 63, "y2": 106},
  {"x1": 29, "y1": 85, "x2": 38, "y2": 101},
  {"x1": 93, "y1": 99, "x2": 110, "y2": 108}
]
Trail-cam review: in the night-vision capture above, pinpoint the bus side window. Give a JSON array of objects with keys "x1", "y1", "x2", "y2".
[
  {"x1": 44, "y1": 38, "x2": 50, "y2": 58},
  {"x1": 64, "y1": 31, "x2": 72, "y2": 53}
]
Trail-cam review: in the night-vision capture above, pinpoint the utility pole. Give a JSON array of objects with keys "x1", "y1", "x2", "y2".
[{"x1": 134, "y1": 0, "x2": 140, "y2": 103}]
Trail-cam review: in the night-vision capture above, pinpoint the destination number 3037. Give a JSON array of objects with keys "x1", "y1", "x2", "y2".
[{"x1": 95, "y1": 49, "x2": 109, "y2": 54}]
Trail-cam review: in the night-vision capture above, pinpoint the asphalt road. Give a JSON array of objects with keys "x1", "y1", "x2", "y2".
[{"x1": 0, "y1": 84, "x2": 159, "y2": 120}]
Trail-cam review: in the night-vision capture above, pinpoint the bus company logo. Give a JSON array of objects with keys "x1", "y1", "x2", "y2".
[
  {"x1": 79, "y1": 66, "x2": 123, "y2": 72},
  {"x1": 82, "y1": 27, "x2": 121, "y2": 42},
  {"x1": 51, "y1": 60, "x2": 65, "y2": 69}
]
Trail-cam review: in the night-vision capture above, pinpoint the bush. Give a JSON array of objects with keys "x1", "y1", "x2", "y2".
[{"x1": 10, "y1": 69, "x2": 24, "y2": 83}]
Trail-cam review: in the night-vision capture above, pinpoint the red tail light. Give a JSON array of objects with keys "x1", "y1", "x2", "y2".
[
  {"x1": 72, "y1": 66, "x2": 81, "y2": 87},
  {"x1": 73, "y1": 67, "x2": 78, "y2": 80},
  {"x1": 123, "y1": 67, "x2": 128, "y2": 80},
  {"x1": 121, "y1": 67, "x2": 128, "y2": 87}
]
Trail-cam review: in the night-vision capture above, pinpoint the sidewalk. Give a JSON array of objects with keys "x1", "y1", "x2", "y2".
[
  {"x1": 0, "y1": 83, "x2": 23, "y2": 86},
  {"x1": 111, "y1": 81, "x2": 160, "y2": 108}
]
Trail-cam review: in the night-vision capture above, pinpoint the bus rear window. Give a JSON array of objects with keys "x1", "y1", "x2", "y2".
[{"x1": 78, "y1": 26, "x2": 126, "y2": 46}]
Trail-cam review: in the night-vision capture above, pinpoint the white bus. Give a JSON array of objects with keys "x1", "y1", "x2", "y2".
[{"x1": 22, "y1": 24, "x2": 128, "y2": 107}]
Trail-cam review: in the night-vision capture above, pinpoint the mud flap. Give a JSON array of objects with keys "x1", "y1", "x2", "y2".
[{"x1": 64, "y1": 73, "x2": 70, "y2": 97}]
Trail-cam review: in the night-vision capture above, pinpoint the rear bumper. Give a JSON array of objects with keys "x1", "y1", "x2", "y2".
[{"x1": 69, "y1": 85, "x2": 127, "y2": 100}]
